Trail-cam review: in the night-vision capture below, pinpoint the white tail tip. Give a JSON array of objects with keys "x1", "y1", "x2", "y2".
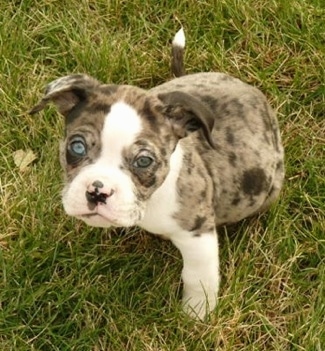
[{"x1": 172, "y1": 27, "x2": 185, "y2": 48}]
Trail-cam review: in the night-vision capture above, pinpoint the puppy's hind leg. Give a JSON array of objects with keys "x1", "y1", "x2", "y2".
[{"x1": 260, "y1": 160, "x2": 285, "y2": 213}]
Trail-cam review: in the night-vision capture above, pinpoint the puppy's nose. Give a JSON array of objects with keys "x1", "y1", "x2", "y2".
[
  {"x1": 85, "y1": 181, "x2": 114, "y2": 205},
  {"x1": 92, "y1": 180, "x2": 104, "y2": 188}
]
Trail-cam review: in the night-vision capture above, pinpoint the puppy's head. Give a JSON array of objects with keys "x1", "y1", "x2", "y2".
[{"x1": 31, "y1": 74, "x2": 215, "y2": 228}]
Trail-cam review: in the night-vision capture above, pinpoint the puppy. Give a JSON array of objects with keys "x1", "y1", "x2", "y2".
[{"x1": 31, "y1": 28, "x2": 284, "y2": 319}]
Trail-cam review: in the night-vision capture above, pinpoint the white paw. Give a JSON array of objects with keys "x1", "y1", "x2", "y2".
[{"x1": 182, "y1": 289, "x2": 217, "y2": 320}]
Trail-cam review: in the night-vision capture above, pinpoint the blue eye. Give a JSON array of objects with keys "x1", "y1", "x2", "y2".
[
  {"x1": 69, "y1": 137, "x2": 87, "y2": 157},
  {"x1": 133, "y1": 156, "x2": 153, "y2": 168}
]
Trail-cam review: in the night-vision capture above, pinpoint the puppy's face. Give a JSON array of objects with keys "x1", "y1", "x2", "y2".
[
  {"x1": 60, "y1": 96, "x2": 178, "y2": 228},
  {"x1": 31, "y1": 75, "x2": 215, "y2": 228}
]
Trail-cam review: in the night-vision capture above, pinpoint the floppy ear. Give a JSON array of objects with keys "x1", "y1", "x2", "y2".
[
  {"x1": 29, "y1": 74, "x2": 100, "y2": 117},
  {"x1": 158, "y1": 91, "x2": 216, "y2": 148}
]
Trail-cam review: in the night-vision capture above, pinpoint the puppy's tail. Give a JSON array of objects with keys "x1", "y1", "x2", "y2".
[{"x1": 171, "y1": 27, "x2": 186, "y2": 77}]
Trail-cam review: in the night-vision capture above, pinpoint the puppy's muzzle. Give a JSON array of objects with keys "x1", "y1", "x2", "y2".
[{"x1": 85, "y1": 180, "x2": 114, "y2": 205}]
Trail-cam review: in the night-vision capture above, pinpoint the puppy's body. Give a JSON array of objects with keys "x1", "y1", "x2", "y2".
[
  {"x1": 149, "y1": 72, "x2": 284, "y2": 229},
  {"x1": 31, "y1": 29, "x2": 284, "y2": 319}
]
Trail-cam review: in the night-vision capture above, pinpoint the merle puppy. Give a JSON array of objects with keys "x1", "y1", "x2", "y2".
[{"x1": 31, "y1": 28, "x2": 284, "y2": 319}]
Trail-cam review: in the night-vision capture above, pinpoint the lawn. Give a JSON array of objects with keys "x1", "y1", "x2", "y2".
[{"x1": 0, "y1": 0, "x2": 324, "y2": 350}]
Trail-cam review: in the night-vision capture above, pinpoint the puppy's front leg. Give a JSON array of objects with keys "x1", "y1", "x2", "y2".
[{"x1": 172, "y1": 230, "x2": 220, "y2": 319}]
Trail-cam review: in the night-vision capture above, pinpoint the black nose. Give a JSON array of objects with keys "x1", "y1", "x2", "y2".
[
  {"x1": 86, "y1": 190, "x2": 108, "y2": 204},
  {"x1": 92, "y1": 180, "x2": 104, "y2": 188},
  {"x1": 85, "y1": 180, "x2": 114, "y2": 204}
]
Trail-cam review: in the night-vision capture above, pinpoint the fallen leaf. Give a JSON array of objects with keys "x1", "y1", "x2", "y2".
[{"x1": 13, "y1": 149, "x2": 37, "y2": 172}]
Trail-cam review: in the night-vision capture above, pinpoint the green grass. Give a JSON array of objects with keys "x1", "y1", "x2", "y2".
[{"x1": 0, "y1": 0, "x2": 324, "y2": 350}]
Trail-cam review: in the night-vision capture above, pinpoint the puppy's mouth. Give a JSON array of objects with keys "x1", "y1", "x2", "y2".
[
  {"x1": 78, "y1": 211, "x2": 121, "y2": 227},
  {"x1": 82, "y1": 213, "x2": 99, "y2": 218},
  {"x1": 63, "y1": 200, "x2": 144, "y2": 228},
  {"x1": 80, "y1": 211, "x2": 112, "y2": 221}
]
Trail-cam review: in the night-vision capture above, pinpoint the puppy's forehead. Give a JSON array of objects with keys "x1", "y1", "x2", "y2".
[
  {"x1": 63, "y1": 86, "x2": 168, "y2": 167},
  {"x1": 101, "y1": 101, "x2": 143, "y2": 162},
  {"x1": 66, "y1": 85, "x2": 162, "y2": 130}
]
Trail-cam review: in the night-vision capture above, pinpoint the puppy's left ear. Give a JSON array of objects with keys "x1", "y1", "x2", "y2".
[
  {"x1": 158, "y1": 91, "x2": 216, "y2": 148},
  {"x1": 29, "y1": 74, "x2": 100, "y2": 117}
]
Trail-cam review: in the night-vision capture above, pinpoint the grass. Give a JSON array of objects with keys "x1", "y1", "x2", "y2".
[{"x1": 0, "y1": 0, "x2": 324, "y2": 350}]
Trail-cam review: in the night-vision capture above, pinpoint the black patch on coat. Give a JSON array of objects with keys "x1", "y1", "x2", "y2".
[
  {"x1": 228, "y1": 152, "x2": 237, "y2": 166},
  {"x1": 226, "y1": 127, "x2": 235, "y2": 145},
  {"x1": 85, "y1": 102, "x2": 111, "y2": 114},
  {"x1": 260, "y1": 103, "x2": 272, "y2": 131},
  {"x1": 183, "y1": 153, "x2": 196, "y2": 175},
  {"x1": 201, "y1": 95, "x2": 219, "y2": 111},
  {"x1": 190, "y1": 215, "x2": 207, "y2": 232},
  {"x1": 65, "y1": 99, "x2": 88, "y2": 125},
  {"x1": 99, "y1": 84, "x2": 119, "y2": 95},
  {"x1": 232, "y1": 197, "x2": 241, "y2": 206},
  {"x1": 134, "y1": 172, "x2": 157, "y2": 188},
  {"x1": 220, "y1": 74, "x2": 235, "y2": 82},
  {"x1": 200, "y1": 189, "x2": 207, "y2": 199},
  {"x1": 241, "y1": 168, "x2": 267, "y2": 196},
  {"x1": 140, "y1": 99, "x2": 160, "y2": 133},
  {"x1": 276, "y1": 160, "x2": 284, "y2": 171}
]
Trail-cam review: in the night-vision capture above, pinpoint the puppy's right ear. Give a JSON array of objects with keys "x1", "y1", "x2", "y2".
[{"x1": 29, "y1": 74, "x2": 100, "y2": 117}]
